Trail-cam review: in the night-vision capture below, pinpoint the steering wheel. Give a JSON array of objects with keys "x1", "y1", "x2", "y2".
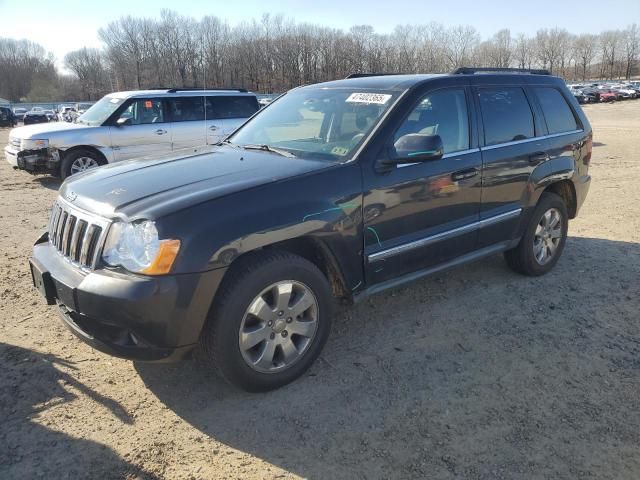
[{"x1": 350, "y1": 133, "x2": 365, "y2": 147}]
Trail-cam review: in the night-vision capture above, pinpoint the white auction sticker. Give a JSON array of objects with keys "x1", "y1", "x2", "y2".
[{"x1": 346, "y1": 93, "x2": 392, "y2": 105}]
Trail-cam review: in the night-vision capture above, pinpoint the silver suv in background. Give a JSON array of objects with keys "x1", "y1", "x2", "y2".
[{"x1": 5, "y1": 88, "x2": 260, "y2": 178}]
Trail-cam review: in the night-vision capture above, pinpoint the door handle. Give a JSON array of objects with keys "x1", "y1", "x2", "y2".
[
  {"x1": 209, "y1": 125, "x2": 218, "y2": 131},
  {"x1": 529, "y1": 151, "x2": 549, "y2": 163},
  {"x1": 451, "y1": 168, "x2": 479, "y2": 181},
  {"x1": 155, "y1": 129, "x2": 167, "y2": 135}
]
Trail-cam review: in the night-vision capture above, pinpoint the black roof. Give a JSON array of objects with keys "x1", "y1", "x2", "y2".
[
  {"x1": 305, "y1": 74, "x2": 444, "y2": 91},
  {"x1": 302, "y1": 69, "x2": 562, "y2": 91}
]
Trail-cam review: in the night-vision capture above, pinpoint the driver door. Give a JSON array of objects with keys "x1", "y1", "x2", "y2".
[
  {"x1": 109, "y1": 98, "x2": 173, "y2": 162},
  {"x1": 362, "y1": 87, "x2": 482, "y2": 284}
]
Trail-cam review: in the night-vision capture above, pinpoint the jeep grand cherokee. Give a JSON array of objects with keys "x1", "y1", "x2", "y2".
[{"x1": 30, "y1": 68, "x2": 592, "y2": 391}]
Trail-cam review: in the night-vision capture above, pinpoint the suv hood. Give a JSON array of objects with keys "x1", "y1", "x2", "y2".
[
  {"x1": 10, "y1": 121, "x2": 89, "y2": 140},
  {"x1": 59, "y1": 146, "x2": 334, "y2": 219}
]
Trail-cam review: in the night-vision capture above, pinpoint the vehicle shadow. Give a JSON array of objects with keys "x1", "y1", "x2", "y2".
[
  {"x1": 32, "y1": 175, "x2": 62, "y2": 191},
  {"x1": 0, "y1": 343, "x2": 155, "y2": 479},
  {"x1": 592, "y1": 141, "x2": 607, "y2": 147},
  {"x1": 136, "y1": 236, "x2": 640, "y2": 479}
]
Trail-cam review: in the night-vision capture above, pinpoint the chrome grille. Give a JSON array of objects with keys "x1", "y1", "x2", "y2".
[
  {"x1": 48, "y1": 198, "x2": 111, "y2": 269},
  {"x1": 9, "y1": 137, "x2": 21, "y2": 149}
]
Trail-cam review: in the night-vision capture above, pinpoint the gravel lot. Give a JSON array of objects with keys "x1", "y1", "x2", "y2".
[{"x1": 1, "y1": 101, "x2": 639, "y2": 480}]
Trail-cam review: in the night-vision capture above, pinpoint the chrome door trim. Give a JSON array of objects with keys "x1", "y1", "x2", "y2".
[
  {"x1": 367, "y1": 208, "x2": 522, "y2": 263},
  {"x1": 397, "y1": 148, "x2": 481, "y2": 168},
  {"x1": 481, "y1": 130, "x2": 583, "y2": 151}
]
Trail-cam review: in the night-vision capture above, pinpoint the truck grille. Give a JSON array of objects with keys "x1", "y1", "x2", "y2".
[
  {"x1": 9, "y1": 137, "x2": 21, "y2": 149},
  {"x1": 48, "y1": 199, "x2": 111, "y2": 269}
]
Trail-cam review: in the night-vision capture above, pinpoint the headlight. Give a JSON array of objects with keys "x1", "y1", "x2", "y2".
[
  {"x1": 21, "y1": 139, "x2": 49, "y2": 150},
  {"x1": 102, "y1": 220, "x2": 180, "y2": 275}
]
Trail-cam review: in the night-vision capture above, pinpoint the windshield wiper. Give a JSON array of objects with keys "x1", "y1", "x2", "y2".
[{"x1": 242, "y1": 144, "x2": 296, "y2": 158}]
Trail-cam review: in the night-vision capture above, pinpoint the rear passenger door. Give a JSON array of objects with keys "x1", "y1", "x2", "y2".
[
  {"x1": 167, "y1": 96, "x2": 207, "y2": 151},
  {"x1": 530, "y1": 86, "x2": 585, "y2": 175},
  {"x1": 475, "y1": 85, "x2": 548, "y2": 248}
]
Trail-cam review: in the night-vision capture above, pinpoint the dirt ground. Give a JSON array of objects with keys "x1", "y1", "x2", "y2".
[{"x1": 1, "y1": 101, "x2": 639, "y2": 480}]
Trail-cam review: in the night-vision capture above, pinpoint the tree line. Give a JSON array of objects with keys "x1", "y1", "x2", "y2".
[{"x1": 1, "y1": 10, "x2": 638, "y2": 102}]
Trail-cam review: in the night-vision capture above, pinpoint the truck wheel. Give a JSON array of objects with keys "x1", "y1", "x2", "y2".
[
  {"x1": 60, "y1": 149, "x2": 105, "y2": 179},
  {"x1": 201, "y1": 251, "x2": 334, "y2": 392},
  {"x1": 504, "y1": 192, "x2": 568, "y2": 276}
]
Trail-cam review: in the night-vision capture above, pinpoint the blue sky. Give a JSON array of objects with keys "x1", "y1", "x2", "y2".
[{"x1": 1, "y1": 0, "x2": 639, "y2": 69}]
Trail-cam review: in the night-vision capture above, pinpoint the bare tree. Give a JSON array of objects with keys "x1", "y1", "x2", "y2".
[
  {"x1": 64, "y1": 48, "x2": 108, "y2": 100},
  {"x1": 573, "y1": 34, "x2": 598, "y2": 80},
  {"x1": 622, "y1": 24, "x2": 639, "y2": 79},
  {"x1": 3, "y1": 14, "x2": 640, "y2": 102}
]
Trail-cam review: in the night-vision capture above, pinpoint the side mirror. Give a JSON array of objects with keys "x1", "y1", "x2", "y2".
[
  {"x1": 385, "y1": 134, "x2": 444, "y2": 165},
  {"x1": 116, "y1": 117, "x2": 132, "y2": 127}
]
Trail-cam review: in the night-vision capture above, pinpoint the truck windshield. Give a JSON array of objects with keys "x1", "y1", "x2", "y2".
[
  {"x1": 76, "y1": 96, "x2": 124, "y2": 126},
  {"x1": 229, "y1": 88, "x2": 400, "y2": 161}
]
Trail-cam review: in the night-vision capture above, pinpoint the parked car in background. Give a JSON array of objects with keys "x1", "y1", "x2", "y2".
[
  {"x1": 568, "y1": 84, "x2": 600, "y2": 103},
  {"x1": 13, "y1": 107, "x2": 28, "y2": 121},
  {"x1": 598, "y1": 90, "x2": 617, "y2": 102},
  {"x1": 0, "y1": 106, "x2": 18, "y2": 127},
  {"x1": 28, "y1": 68, "x2": 592, "y2": 391},
  {"x1": 76, "y1": 103, "x2": 94, "y2": 115},
  {"x1": 58, "y1": 106, "x2": 77, "y2": 122},
  {"x1": 23, "y1": 110, "x2": 50, "y2": 125},
  {"x1": 610, "y1": 85, "x2": 637, "y2": 99},
  {"x1": 570, "y1": 89, "x2": 590, "y2": 104},
  {"x1": 43, "y1": 109, "x2": 56, "y2": 122},
  {"x1": 579, "y1": 86, "x2": 601, "y2": 103},
  {"x1": 5, "y1": 88, "x2": 260, "y2": 178}
]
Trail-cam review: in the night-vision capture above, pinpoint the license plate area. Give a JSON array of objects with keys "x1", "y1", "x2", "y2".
[{"x1": 30, "y1": 260, "x2": 56, "y2": 305}]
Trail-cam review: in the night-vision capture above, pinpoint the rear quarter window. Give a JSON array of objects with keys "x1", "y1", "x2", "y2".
[
  {"x1": 533, "y1": 87, "x2": 579, "y2": 134},
  {"x1": 206, "y1": 96, "x2": 260, "y2": 120}
]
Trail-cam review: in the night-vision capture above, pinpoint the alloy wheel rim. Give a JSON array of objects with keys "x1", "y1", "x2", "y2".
[
  {"x1": 239, "y1": 280, "x2": 319, "y2": 373},
  {"x1": 70, "y1": 156, "x2": 99, "y2": 174},
  {"x1": 533, "y1": 207, "x2": 562, "y2": 265}
]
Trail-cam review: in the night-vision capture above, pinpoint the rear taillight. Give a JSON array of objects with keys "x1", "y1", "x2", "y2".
[{"x1": 583, "y1": 133, "x2": 592, "y2": 165}]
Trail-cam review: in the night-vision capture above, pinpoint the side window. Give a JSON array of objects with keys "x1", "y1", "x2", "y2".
[
  {"x1": 206, "y1": 96, "x2": 260, "y2": 120},
  {"x1": 168, "y1": 96, "x2": 204, "y2": 122},
  {"x1": 533, "y1": 87, "x2": 579, "y2": 134},
  {"x1": 478, "y1": 87, "x2": 534, "y2": 146},
  {"x1": 394, "y1": 89, "x2": 469, "y2": 154},
  {"x1": 117, "y1": 98, "x2": 165, "y2": 125}
]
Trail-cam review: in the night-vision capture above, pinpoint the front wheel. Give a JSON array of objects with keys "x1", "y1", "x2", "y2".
[
  {"x1": 60, "y1": 149, "x2": 105, "y2": 179},
  {"x1": 504, "y1": 192, "x2": 568, "y2": 276},
  {"x1": 201, "y1": 251, "x2": 334, "y2": 392}
]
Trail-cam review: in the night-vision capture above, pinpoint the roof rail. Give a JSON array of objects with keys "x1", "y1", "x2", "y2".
[
  {"x1": 345, "y1": 73, "x2": 406, "y2": 79},
  {"x1": 165, "y1": 87, "x2": 248, "y2": 93},
  {"x1": 452, "y1": 67, "x2": 551, "y2": 76}
]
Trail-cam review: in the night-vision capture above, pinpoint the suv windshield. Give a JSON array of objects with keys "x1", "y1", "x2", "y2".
[
  {"x1": 76, "y1": 96, "x2": 125, "y2": 126},
  {"x1": 229, "y1": 88, "x2": 400, "y2": 161}
]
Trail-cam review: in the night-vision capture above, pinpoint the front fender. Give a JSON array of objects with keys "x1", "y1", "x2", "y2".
[{"x1": 160, "y1": 162, "x2": 365, "y2": 292}]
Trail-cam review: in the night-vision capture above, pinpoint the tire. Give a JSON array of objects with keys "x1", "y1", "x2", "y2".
[
  {"x1": 60, "y1": 148, "x2": 105, "y2": 179},
  {"x1": 201, "y1": 250, "x2": 334, "y2": 392},
  {"x1": 504, "y1": 192, "x2": 569, "y2": 276}
]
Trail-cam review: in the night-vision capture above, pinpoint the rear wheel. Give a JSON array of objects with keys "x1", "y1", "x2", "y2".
[
  {"x1": 60, "y1": 149, "x2": 105, "y2": 179},
  {"x1": 201, "y1": 251, "x2": 334, "y2": 392},
  {"x1": 504, "y1": 192, "x2": 568, "y2": 276}
]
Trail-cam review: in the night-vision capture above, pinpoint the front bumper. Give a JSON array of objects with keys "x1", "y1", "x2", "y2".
[
  {"x1": 30, "y1": 232, "x2": 226, "y2": 362},
  {"x1": 4, "y1": 145, "x2": 59, "y2": 172}
]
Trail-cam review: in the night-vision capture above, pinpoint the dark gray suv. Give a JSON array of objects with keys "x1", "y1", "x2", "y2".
[{"x1": 30, "y1": 68, "x2": 592, "y2": 391}]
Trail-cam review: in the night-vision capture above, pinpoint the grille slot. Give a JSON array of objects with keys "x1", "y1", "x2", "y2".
[{"x1": 48, "y1": 198, "x2": 111, "y2": 269}]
